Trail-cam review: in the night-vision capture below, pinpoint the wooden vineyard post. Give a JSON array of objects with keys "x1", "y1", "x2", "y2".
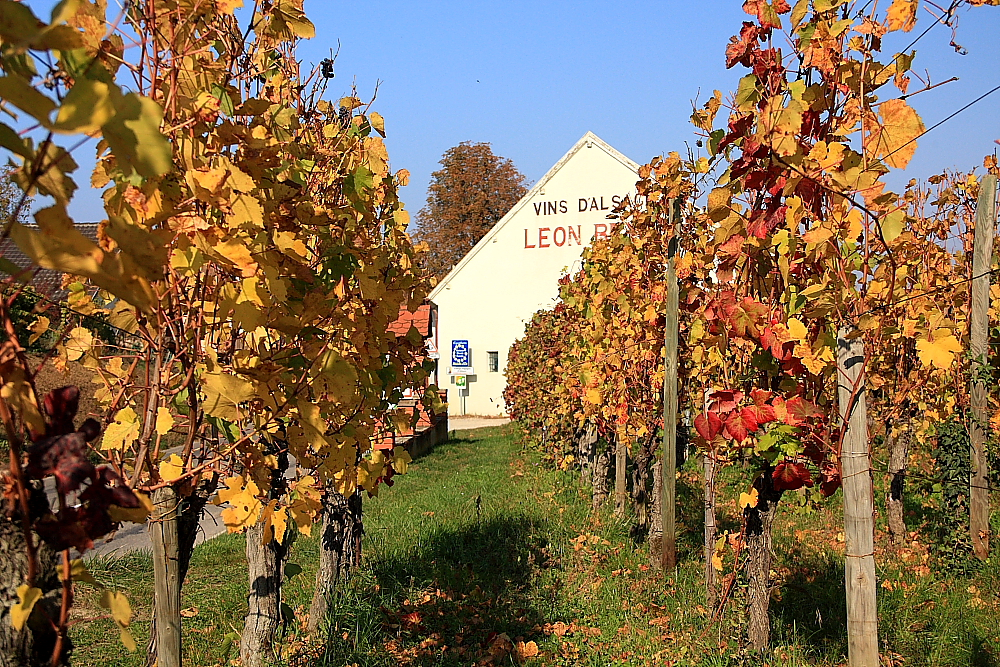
[
  {"x1": 970, "y1": 174, "x2": 997, "y2": 560},
  {"x1": 661, "y1": 198, "x2": 680, "y2": 571},
  {"x1": 837, "y1": 327, "x2": 879, "y2": 667},
  {"x1": 150, "y1": 486, "x2": 182, "y2": 667},
  {"x1": 615, "y1": 439, "x2": 627, "y2": 517}
]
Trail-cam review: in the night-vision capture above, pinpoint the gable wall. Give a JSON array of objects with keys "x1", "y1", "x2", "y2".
[{"x1": 431, "y1": 137, "x2": 639, "y2": 416}]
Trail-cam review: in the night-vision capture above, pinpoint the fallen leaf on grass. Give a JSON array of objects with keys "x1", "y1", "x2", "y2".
[{"x1": 515, "y1": 640, "x2": 539, "y2": 660}]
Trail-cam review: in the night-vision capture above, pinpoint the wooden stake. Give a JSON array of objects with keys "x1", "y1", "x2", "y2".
[
  {"x1": 837, "y1": 327, "x2": 879, "y2": 667},
  {"x1": 661, "y1": 198, "x2": 680, "y2": 571},
  {"x1": 150, "y1": 486, "x2": 182, "y2": 667},
  {"x1": 704, "y1": 452, "x2": 717, "y2": 608},
  {"x1": 615, "y1": 438, "x2": 627, "y2": 517},
  {"x1": 970, "y1": 174, "x2": 996, "y2": 561}
]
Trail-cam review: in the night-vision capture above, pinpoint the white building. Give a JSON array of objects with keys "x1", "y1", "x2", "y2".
[{"x1": 429, "y1": 132, "x2": 640, "y2": 416}]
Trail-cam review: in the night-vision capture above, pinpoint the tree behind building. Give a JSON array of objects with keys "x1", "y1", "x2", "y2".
[{"x1": 414, "y1": 142, "x2": 527, "y2": 279}]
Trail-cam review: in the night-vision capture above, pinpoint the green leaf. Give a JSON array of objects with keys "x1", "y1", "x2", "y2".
[
  {"x1": 283, "y1": 562, "x2": 303, "y2": 578},
  {"x1": 53, "y1": 78, "x2": 114, "y2": 134},
  {"x1": 790, "y1": 0, "x2": 809, "y2": 30},
  {"x1": 50, "y1": 0, "x2": 79, "y2": 23},
  {"x1": 0, "y1": 1, "x2": 42, "y2": 47},
  {"x1": 880, "y1": 210, "x2": 905, "y2": 243},
  {"x1": 734, "y1": 74, "x2": 760, "y2": 112},
  {"x1": 211, "y1": 84, "x2": 235, "y2": 117},
  {"x1": 0, "y1": 122, "x2": 32, "y2": 159},
  {"x1": 0, "y1": 76, "x2": 55, "y2": 124},
  {"x1": 102, "y1": 93, "x2": 171, "y2": 178}
]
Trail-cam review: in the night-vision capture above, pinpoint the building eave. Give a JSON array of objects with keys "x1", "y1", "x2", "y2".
[{"x1": 428, "y1": 131, "x2": 639, "y2": 300}]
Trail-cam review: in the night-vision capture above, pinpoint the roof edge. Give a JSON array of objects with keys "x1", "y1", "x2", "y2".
[{"x1": 428, "y1": 132, "x2": 639, "y2": 299}]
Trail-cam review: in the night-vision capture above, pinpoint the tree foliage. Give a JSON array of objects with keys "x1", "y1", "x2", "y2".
[
  {"x1": 413, "y1": 141, "x2": 528, "y2": 279},
  {"x1": 0, "y1": 0, "x2": 437, "y2": 663}
]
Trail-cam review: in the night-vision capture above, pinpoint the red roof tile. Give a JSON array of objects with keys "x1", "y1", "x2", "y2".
[{"x1": 388, "y1": 302, "x2": 433, "y2": 337}]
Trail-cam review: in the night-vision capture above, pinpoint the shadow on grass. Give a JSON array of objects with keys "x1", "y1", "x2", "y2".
[
  {"x1": 770, "y1": 549, "x2": 847, "y2": 660},
  {"x1": 769, "y1": 548, "x2": 999, "y2": 667},
  {"x1": 309, "y1": 514, "x2": 550, "y2": 666}
]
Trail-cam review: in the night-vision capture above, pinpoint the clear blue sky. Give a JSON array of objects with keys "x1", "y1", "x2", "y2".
[{"x1": 29, "y1": 1, "x2": 1000, "y2": 223}]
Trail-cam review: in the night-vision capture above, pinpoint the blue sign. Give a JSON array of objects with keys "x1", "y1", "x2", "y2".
[{"x1": 451, "y1": 339, "x2": 470, "y2": 367}]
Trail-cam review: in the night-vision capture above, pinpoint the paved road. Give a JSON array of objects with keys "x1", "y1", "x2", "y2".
[
  {"x1": 79, "y1": 416, "x2": 511, "y2": 558},
  {"x1": 449, "y1": 416, "x2": 510, "y2": 431}
]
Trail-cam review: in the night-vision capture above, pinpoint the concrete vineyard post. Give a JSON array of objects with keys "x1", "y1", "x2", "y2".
[
  {"x1": 837, "y1": 327, "x2": 879, "y2": 667},
  {"x1": 661, "y1": 198, "x2": 680, "y2": 571},
  {"x1": 970, "y1": 174, "x2": 996, "y2": 560}
]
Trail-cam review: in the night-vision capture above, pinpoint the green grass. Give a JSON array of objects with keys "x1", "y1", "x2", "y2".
[{"x1": 70, "y1": 425, "x2": 1000, "y2": 666}]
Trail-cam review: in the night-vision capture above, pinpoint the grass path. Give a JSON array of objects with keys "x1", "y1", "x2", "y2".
[{"x1": 71, "y1": 425, "x2": 1000, "y2": 666}]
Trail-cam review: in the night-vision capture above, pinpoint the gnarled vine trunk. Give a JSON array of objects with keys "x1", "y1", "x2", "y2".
[
  {"x1": 648, "y1": 459, "x2": 663, "y2": 568},
  {"x1": 591, "y1": 438, "x2": 612, "y2": 511},
  {"x1": 887, "y1": 425, "x2": 910, "y2": 547},
  {"x1": 577, "y1": 421, "x2": 597, "y2": 486},
  {"x1": 614, "y1": 438, "x2": 627, "y2": 517},
  {"x1": 241, "y1": 450, "x2": 290, "y2": 667},
  {"x1": 630, "y1": 436, "x2": 656, "y2": 539},
  {"x1": 745, "y1": 469, "x2": 782, "y2": 652},
  {"x1": 0, "y1": 488, "x2": 64, "y2": 667},
  {"x1": 240, "y1": 522, "x2": 290, "y2": 667},
  {"x1": 307, "y1": 489, "x2": 363, "y2": 633}
]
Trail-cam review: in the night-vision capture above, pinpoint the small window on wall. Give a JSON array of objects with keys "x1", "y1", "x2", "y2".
[{"x1": 488, "y1": 351, "x2": 499, "y2": 373}]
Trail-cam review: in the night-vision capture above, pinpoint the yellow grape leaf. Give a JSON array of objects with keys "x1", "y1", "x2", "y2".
[
  {"x1": 213, "y1": 237, "x2": 258, "y2": 277},
  {"x1": 369, "y1": 111, "x2": 385, "y2": 136},
  {"x1": 28, "y1": 316, "x2": 50, "y2": 344},
  {"x1": 158, "y1": 454, "x2": 184, "y2": 482},
  {"x1": 108, "y1": 491, "x2": 154, "y2": 524},
  {"x1": 227, "y1": 194, "x2": 264, "y2": 229},
  {"x1": 216, "y1": 475, "x2": 262, "y2": 532},
  {"x1": 201, "y1": 372, "x2": 255, "y2": 421},
  {"x1": 392, "y1": 446, "x2": 412, "y2": 474},
  {"x1": 155, "y1": 407, "x2": 174, "y2": 435},
  {"x1": 886, "y1": 0, "x2": 917, "y2": 32},
  {"x1": 101, "y1": 407, "x2": 140, "y2": 451},
  {"x1": 64, "y1": 326, "x2": 94, "y2": 361},
  {"x1": 867, "y1": 99, "x2": 924, "y2": 169},
  {"x1": 118, "y1": 626, "x2": 137, "y2": 652},
  {"x1": 585, "y1": 387, "x2": 602, "y2": 404},
  {"x1": 711, "y1": 551, "x2": 724, "y2": 572},
  {"x1": 261, "y1": 501, "x2": 289, "y2": 545},
  {"x1": 11, "y1": 210, "x2": 155, "y2": 311},
  {"x1": 99, "y1": 590, "x2": 132, "y2": 626},
  {"x1": 915, "y1": 329, "x2": 962, "y2": 369},
  {"x1": 60, "y1": 559, "x2": 100, "y2": 586},
  {"x1": 786, "y1": 318, "x2": 808, "y2": 341},
  {"x1": 10, "y1": 584, "x2": 42, "y2": 631},
  {"x1": 802, "y1": 225, "x2": 833, "y2": 245},
  {"x1": 739, "y1": 487, "x2": 759, "y2": 509},
  {"x1": 0, "y1": 366, "x2": 45, "y2": 437},
  {"x1": 217, "y1": 0, "x2": 244, "y2": 14}
]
